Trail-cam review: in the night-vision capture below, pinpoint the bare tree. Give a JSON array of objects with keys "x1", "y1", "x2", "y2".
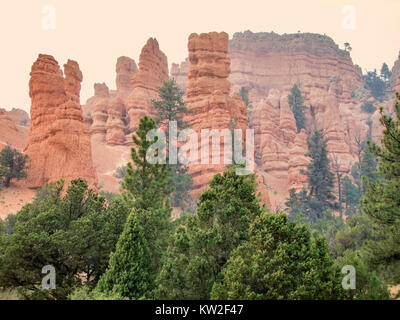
[
  {"x1": 331, "y1": 153, "x2": 343, "y2": 219},
  {"x1": 354, "y1": 131, "x2": 365, "y2": 197}
]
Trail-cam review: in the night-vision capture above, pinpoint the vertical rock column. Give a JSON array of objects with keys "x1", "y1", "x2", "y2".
[{"x1": 24, "y1": 54, "x2": 98, "y2": 189}]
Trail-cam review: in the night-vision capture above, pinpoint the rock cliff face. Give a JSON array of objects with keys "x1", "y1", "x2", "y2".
[
  {"x1": 85, "y1": 57, "x2": 137, "y2": 145},
  {"x1": 116, "y1": 56, "x2": 138, "y2": 98},
  {"x1": 172, "y1": 31, "x2": 374, "y2": 208},
  {"x1": 126, "y1": 38, "x2": 169, "y2": 134},
  {"x1": 171, "y1": 58, "x2": 189, "y2": 92},
  {"x1": 6, "y1": 108, "x2": 30, "y2": 126},
  {"x1": 228, "y1": 31, "x2": 363, "y2": 103},
  {"x1": 88, "y1": 83, "x2": 111, "y2": 143},
  {"x1": 390, "y1": 51, "x2": 400, "y2": 93},
  {"x1": 0, "y1": 109, "x2": 28, "y2": 151},
  {"x1": 85, "y1": 39, "x2": 168, "y2": 145},
  {"x1": 24, "y1": 54, "x2": 97, "y2": 189},
  {"x1": 183, "y1": 32, "x2": 271, "y2": 207}
]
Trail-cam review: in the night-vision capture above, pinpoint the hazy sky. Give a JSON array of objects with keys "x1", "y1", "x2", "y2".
[{"x1": 0, "y1": 0, "x2": 399, "y2": 112}]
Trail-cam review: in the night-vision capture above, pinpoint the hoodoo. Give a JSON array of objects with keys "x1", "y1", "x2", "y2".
[{"x1": 24, "y1": 54, "x2": 98, "y2": 189}]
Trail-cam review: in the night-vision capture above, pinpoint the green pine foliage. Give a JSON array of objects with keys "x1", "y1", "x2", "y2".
[
  {"x1": 152, "y1": 79, "x2": 192, "y2": 131},
  {"x1": 286, "y1": 131, "x2": 337, "y2": 225},
  {"x1": 122, "y1": 116, "x2": 172, "y2": 211},
  {"x1": 363, "y1": 70, "x2": 386, "y2": 100},
  {"x1": 288, "y1": 85, "x2": 307, "y2": 133},
  {"x1": 361, "y1": 101, "x2": 377, "y2": 114},
  {"x1": 156, "y1": 167, "x2": 263, "y2": 299},
  {"x1": 237, "y1": 87, "x2": 254, "y2": 123},
  {"x1": 380, "y1": 63, "x2": 392, "y2": 83},
  {"x1": 0, "y1": 145, "x2": 29, "y2": 188},
  {"x1": 121, "y1": 116, "x2": 173, "y2": 279},
  {"x1": 211, "y1": 213, "x2": 345, "y2": 300},
  {"x1": 341, "y1": 176, "x2": 360, "y2": 217},
  {"x1": 96, "y1": 211, "x2": 153, "y2": 300},
  {"x1": 0, "y1": 179, "x2": 129, "y2": 299},
  {"x1": 152, "y1": 80, "x2": 194, "y2": 212},
  {"x1": 362, "y1": 93, "x2": 400, "y2": 283}
]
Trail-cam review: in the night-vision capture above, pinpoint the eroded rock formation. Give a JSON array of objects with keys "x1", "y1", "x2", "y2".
[
  {"x1": 171, "y1": 58, "x2": 189, "y2": 92},
  {"x1": 390, "y1": 51, "x2": 400, "y2": 93},
  {"x1": 0, "y1": 109, "x2": 28, "y2": 151},
  {"x1": 172, "y1": 31, "x2": 375, "y2": 208},
  {"x1": 228, "y1": 31, "x2": 363, "y2": 104},
  {"x1": 24, "y1": 54, "x2": 97, "y2": 189},
  {"x1": 183, "y1": 32, "x2": 270, "y2": 207},
  {"x1": 126, "y1": 38, "x2": 169, "y2": 134},
  {"x1": 116, "y1": 56, "x2": 138, "y2": 98}
]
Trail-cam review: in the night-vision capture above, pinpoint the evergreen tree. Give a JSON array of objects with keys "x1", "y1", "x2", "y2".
[
  {"x1": 152, "y1": 80, "x2": 194, "y2": 212},
  {"x1": 286, "y1": 131, "x2": 338, "y2": 236},
  {"x1": 156, "y1": 167, "x2": 263, "y2": 299},
  {"x1": 237, "y1": 87, "x2": 250, "y2": 107},
  {"x1": 211, "y1": 213, "x2": 345, "y2": 299},
  {"x1": 341, "y1": 176, "x2": 360, "y2": 217},
  {"x1": 335, "y1": 250, "x2": 390, "y2": 300},
  {"x1": 122, "y1": 116, "x2": 172, "y2": 211},
  {"x1": 122, "y1": 116, "x2": 173, "y2": 280},
  {"x1": 0, "y1": 145, "x2": 28, "y2": 188},
  {"x1": 0, "y1": 179, "x2": 129, "y2": 299},
  {"x1": 96, "y1": 211, "x2": 153, "y2": 299},
  {"x1": 364, "y1": 70, "x2": 386, "y2": 100},
  {"x1": 0, "y1": 218, "x2": 5, "y2": 236},
  {"x1": 152, "y1": 79, "x2": 192, "y2": 132},
  {"x1": 362, "y1": 92, "x2": 400, "y2": 283},
  {"x1": 361, "y1": 101, "x2": 377, "y2": 114},
  {"x1": 288, "y1": 85, "x2": 307, "y2": 132},
  {"x1": 380, "y1": 62, "x2": 392, "y2": 83},
  {"x1": 304, "y1": 131, "x2": 335, "y2": 208},
  {"x1": 332, "y1": 213, "x2": 390, "y2": 299},
  {"x1": 237, "y1": 87, "x2": 254, "y2": 123}
]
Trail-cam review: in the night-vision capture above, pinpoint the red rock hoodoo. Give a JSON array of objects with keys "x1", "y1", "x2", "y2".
[
  {"x1": 126, "y1": 38, "x2": 169, "y2": 134},
  {"x1": 24, "y1": 54, "x2": 98, "y2": 189},
  {"x1": 184, "y1": 32, "x2": 271, "y2": 207}
]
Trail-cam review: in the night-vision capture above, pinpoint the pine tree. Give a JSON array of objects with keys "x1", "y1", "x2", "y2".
[
  {"x1": 341, "y1": 176, "x2": 360, "y2": 217},
  {"x1": 0, "y1": 145, "x2": 28, "y2": 188},
  {"x1": 211, "y1": 213, "x2": 345, "y2": 299},
  {"x1": 380, "y1": 62, "x2": 392, "y2": 83},
  {"x1": 122, "y1": 116, "x2": 172, "y2": 211},
  {"x1": 286, "y1": 131, "x2": 337, "y2": 227},
  {"x1": 152, "y1": 79, "x2": 192, "y2": 132},
  {"x1": 156, "y1": 167, "x2": 263, "y2": 299},
  {"x1": 362, "y1": 92, "x2": 400, "y2": 283},
  {"x1": 288, "y1": 85, "x2": 307, "y2": 133},
  {"x1": 152, "y1": 79, "x2": 194, "y2": 212},
  {"x1": 237, "y1": 87, "x2": 254, "y2": 123},
  {"x1": 122, "y1": 116, "x2": 173, "y2": 277},
  {"x1": 0, "y1": 179, "x2": 128, "y2": 299},
  {"x1": 96, "y1": 211, "x2": 153, "y2": 299},
  {"x1": 304, "y1": 131, "x2": 336, "y2": 207},
  {"x1": 364, "y1": 70, "x2": 386, "y2": 100},
  {"x1": 237, "y1": 87, "x2": 250, "y2": 107}
]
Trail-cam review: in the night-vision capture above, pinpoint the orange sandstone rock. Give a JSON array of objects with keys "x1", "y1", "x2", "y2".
[
  {"x1": 24, "y1": 54, "x2": 97, "y2": 189},
  {"x1": 116, "y1": 56, "x2": 138, "y2": 99},
  {"x1": 126, "y1": 38, "x2": 169, "y2": 134},
  {"x1": 183, "y1": 32, "x2": 270, "y2": 208}
]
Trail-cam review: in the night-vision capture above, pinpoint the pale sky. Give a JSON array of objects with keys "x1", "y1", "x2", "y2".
[{"x1": 0, "y1": 0, "x2": 399, "y2": 112}]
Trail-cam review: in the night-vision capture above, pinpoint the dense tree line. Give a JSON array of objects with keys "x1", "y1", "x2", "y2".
[{"x1": 1, "y1": 81, "x2": 399, "y2": 300}]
